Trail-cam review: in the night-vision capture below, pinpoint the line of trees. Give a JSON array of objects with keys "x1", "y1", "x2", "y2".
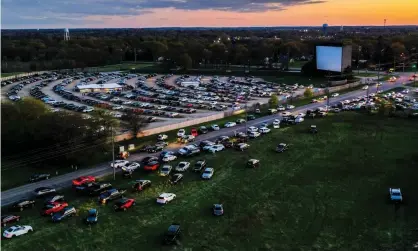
[
  {"x1": 2, "y1": 29, "x2": 417, "y2": 73},
  {"x1": 1, "y1": 98, "x2": 117, "y2": 170}
]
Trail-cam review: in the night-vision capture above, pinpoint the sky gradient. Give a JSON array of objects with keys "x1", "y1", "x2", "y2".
[{"x1": 1, "y1": 0, "x2": 417, "y2": 29}]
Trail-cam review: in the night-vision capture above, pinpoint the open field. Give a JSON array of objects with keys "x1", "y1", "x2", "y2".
[
  {"x1": 91, "y1": 63, "x2": 155, "y2": 72},
  {"x1": 2, "y1": 112, "x2": 418, "y2": 251},
  {"x1": 1, "y1": 72, "x2": 24, "y2": 78},
  {"x1": 262, "y1": 75, "x2": 326, "y2": 87}
]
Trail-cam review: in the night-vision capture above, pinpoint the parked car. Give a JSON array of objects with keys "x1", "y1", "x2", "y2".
[
  {"x1": 247, "y1": 126, "x2": 258, "y2": 133},
  {"x1": 236, "y1": 143, "x2": 250, "y2": 151},
  {"x1": 273, "y1": 119, "x2": 280, "y2": 129},
  {"x1": 205, "y1": 144, "x2": 225, "y2": 153},
  {"x1": 259, "y1": 127, "x2": 271, "y2": 134},
  {"x1": 177, "y1": 129, "x2": 186, "y2": 137},
  {"x1": 212, "y1": 204, "x2": 224, "y2": 216},
  {"x1": 1, "y1": 215, "x2": 21, "y2": 227},
  {"x1": 170, "y1": 174, "x2": 184, "y2": 185},
  {"x1": 201, "y1": 168, "x2": 214, "y2": 180},
  {"x1": 247, "y1": 159, "x2": 260, "y2": 168},
  {"x1": 191, "y1": 128, "x2": 198, "y2": 137},
  {"x1": 42, "y1": 202, "x2": 69, "y2": 216},
  {"x1": 158, "y1": 134, "x2": 168, "y2": 141},
  {"x1": 132, "y1": 180, "x2": 152, "y2": 192},
  {"x1": 147, "y1": 145, "x2": 165, "y2": 153},
  {"x1": 159, "y1": 165, "x2": 173, "y2": 176},
  {"x1": 162, "y1": 155, "x2": 177, "y2": 162},
  {"x1": 29, "y1": 173, "x2": 50, "y2": 183},
  {"x1": 249, "y1": 131, "x2": 261, "y2": 138},
  {"x1": 163, "y1": 223, "x2": 181, "y2": 245},
  {"x1": 122, "y1": 162, "x2": 141, "y2": 172},
  {"x1": 34, "y1": 187, "x2": 56, "y2": 197},
  {"x1": 310, "y1": 125, "x2": 318, "y2": 134},
  {"x1": 175, "y1": 162, "x2": 191, "y2": 172},
  {"x1": 156, "y1": 193, "x2": 176, "y2": 204},
  {"x1": 247, "y1": 114, "x2": 256, "y2": 120},
  {"x1": 276, "y1": 143, "x2": 289, "y2": 153},
  {"x1": 76, "y1": 182, "x2": 112, "y2": 196},
  {"x1": 114, "y1": 198, "x2": 135, "y2": 211},
  {"x1": 2, "y1": 225, "x2": 33, "y2": 238},
  {"x1": 199, "y1": 126, "x2": 208, "y2": 134},
  {"x1": 389, "y1": 188, "x2": 403, "y2": 203},
  {"x1": 52, "y1": 206, "x2": 77, "y2": 222},
  {"x1": 211, "y1": 124, "x2": 220, "y2": 131},
  {"x1": 12, "y1": 199, "x2": 36, "y2": 211},
  {"x1": 98, "y1": 189, "x2": 126, "y2": 204},
  {"x1": 44, "y1": 194, "x2": 65, "y2": 204},
  {"x1": 84, "y1": 209, "x2": 98, "y2": 224},
  {"x1": 110, "y1": 160, "x2": 130, "y2": 168},
  {"x1": 224, "y1": 122, "x2": 237, "y2": 128},
  {"x1": 193, "y1": 160, "x2": 207, "y2": 172},
  {"x1": 143, "y1": 161, "x2": 160, "y2": 171}
]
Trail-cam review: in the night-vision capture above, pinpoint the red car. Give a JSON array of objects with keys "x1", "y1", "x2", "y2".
[
  {"x1": 191, "y1": 128, "x2": 198, "y2": 137},
  {"x1": 72, "y1": 176, "x2": 95, "y2": 186},
  {"x1": 143, "y1": 161, "x2": 160, "y2": 171},
  {"x1": 1, "y1": 215, "x2": 21, "y2": 227},
  {"x1": 114, "y1": 198, "x2": 135, "y2": 211},
  {"x1": 41, "y1": 202, "x2": 69, "y2": 216}
]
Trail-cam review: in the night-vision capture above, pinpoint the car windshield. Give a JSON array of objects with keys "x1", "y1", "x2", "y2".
[
  {"x1": 44, "y1": 204, "x2": 55, "y2": 209},
  {"x1": 204, "y1": 170, "x2": 211, "y2": 174},
  {"x1": 392, "y1": 192, "x2": 401, "y2": 196},
  {"x1": 179, "y1": 163, "x2": 185, "y2": 167},
  {"x1": 162, "y1": 167, "x2": 170, "y2": 171},
  {"x1": 158, "y1": 197, "x2": 165, "y2": 200},
  {"x1": 214, "y1": 205, "x2": 222, "y2": 210}
]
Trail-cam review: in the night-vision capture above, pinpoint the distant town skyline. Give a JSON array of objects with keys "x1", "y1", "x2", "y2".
[{"x1": 2, "y1": 0, "x2": 417, "y2": 29}]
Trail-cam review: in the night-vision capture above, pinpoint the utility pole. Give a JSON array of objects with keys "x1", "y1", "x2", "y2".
[
  {"x1": 377, "y1": 49, "x2": 384, "y2": 82},
  {"x1": 111, "y1": 125, "x2": 116, "y2": 180},
  {"x1": 134, "y1": 48, "x2": 137, "y2": 63}
]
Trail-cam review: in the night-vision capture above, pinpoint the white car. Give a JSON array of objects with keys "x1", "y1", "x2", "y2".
[
  {"x1": 206, "y1": 144, "x2": 225, "y2": 153},
  {"x1": 247, "y1": 126, "x2": 258, "y2": 133},
  {"x1": 286, "y1": 105, "x2": 295, "y2": 110},
  {"x1": 156, "y1": 193, "x2": 176, "y2": 204},
  {"x1": 158, "y1": 134, "x2": 168, "y2": 141},
  {"x1": 122, "y1": 101, "x2": 132, "y2": 105},
  {"x1": 362, "y1": 85, "x2": 369, "y2": 90},
  {"x1": 211, "y1": 124, "x2": 220, "y2": 131},
  {"x1": 281, "y1": 112, "x2": 292, "y2": 117},
  {"x1": 201, "y1": 168, "x2": 214, "y2": 180},
  {"x1": 277, "y1": 105, "x2": 285, "y2": 111},
  {"x1": 331, "y1": 93, "x2": 339, "y2": 97},
  {"x1": 273, "y1": 119, "x2": 280, "y2": 128},
  {"x1": 295, "y1": 116, "x2": 304, "y2": 123},
  {"x1": 259, "y1": 127, "x2": 271, "y2": 134},
  {"x1": 83, "y1": 108, "x2": 94, "y2": 113},
  {"x1": 3, "y1": 225, "x2": 33, "y2": 239},
  {"x1": 177, "y1": 129, "x2": 186, "y2": 137},
  {"x1": 122, "y1": 162, "x2": 140, "y2": 172},
  {"x1": 162, "y1": 155, "x2": 177, "y2": 162},
  {"x1": 236, "y1": 143, "x2": 250, "y2": 151},
  {"x1": 113, "y1": 113, "x2": 123, "y2": 118},
  {"x1": 158, "y1": 165, "x2": 173, "y2": 176},
  {"x1": 249, "y1": 131, "x2": 261, "y2": 138},
  {"x1": 224, "y1": 122, "x2": 237, "y2": 128},
  {"x1": 297, "y1": 113, "x2": 306, "y2": 118},
  {"x1": 175, "y1": 162, "x2": 191, "y2": 172},
  {"x1": 110, "y1": 160, "x2": 129, "y2": 168}
]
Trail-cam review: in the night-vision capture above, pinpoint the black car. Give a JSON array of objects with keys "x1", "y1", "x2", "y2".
[
  {"x1": 12, "y1": 199, "x2": 36, "y2": 211},
  {"x1": 247, "y1": 114, "x2": 256, "y2": 120},
  {"x1": 141, "y1": 156, "x2": 159, "y2": 165},
  {"x1": 122, "y1": 170, "x2": 133, "y2": 179},
  {"x1": 170, "y1": 174, "x2": 184, "y2": 185},
  {"x1": 193, "y1": 160, "x2": 207, "y2": 172},
  {"x1": 163, "y1": 224, "x2": 181, "y2": 245},
  {"x1": 98, "y1": 189, "x2": 126, "y2": 204},
  {"x1": 147, "y1": 145, "x2": 164, "y2": 153},
  {"x1": 29, "y1": 173, "x2": 51, "y2": 183},
  {"x1": 77, "y1": 182, "x2": 113, "y2": 196},
  {"x1": 185, "y1": 148, "x2": 200, "y2": 157},
  {"x1": 139, "y1": 145, "x2": 154, "y2": 152},
  {"x1": 276, "y1": 143, "x2": 289, "y2": 153},
  {"x1": 44, "y1": 194, "x2": 65, "y2": 204}
]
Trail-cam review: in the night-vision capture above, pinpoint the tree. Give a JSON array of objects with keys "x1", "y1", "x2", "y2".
[
  {"x1": 178, "y1": 53, "x2": 193, "y2": 70},
  {"x1": 122, "y1": 110, "x2": 148, "y2": 138},
  {"x1": 268, "y1": 94, "x2": 279, "y2": 108},
  {"x1": 303, "y1": 88, "x2": 314, "y2": 98}
]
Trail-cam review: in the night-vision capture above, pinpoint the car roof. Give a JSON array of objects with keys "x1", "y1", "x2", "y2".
[
  {"x1": 168, "y1": 224, "x2": 180, "y2": 232},
  {"x1": 88, "y1": 209, "x2": 97, "y2": 214},
  {"x1": 160, "y1": 193, "x2": 173, "y2": 197},
  {"x1": 204, "y1": 168, "x2": 214, "y2": 171}
]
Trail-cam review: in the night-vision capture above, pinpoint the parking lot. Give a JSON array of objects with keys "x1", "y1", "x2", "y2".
[{"x1": 1, "y1": 72, "x2": 318, "y2": 131}]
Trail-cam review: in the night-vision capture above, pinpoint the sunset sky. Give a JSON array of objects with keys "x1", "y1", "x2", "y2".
[{"x1": 1, "y1": 0, "x2": 417, "y2": 29}]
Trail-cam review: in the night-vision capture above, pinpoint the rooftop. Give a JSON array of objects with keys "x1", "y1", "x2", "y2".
[{"x1": 76, "y1": 83, "x2": 122, "y2": 89}]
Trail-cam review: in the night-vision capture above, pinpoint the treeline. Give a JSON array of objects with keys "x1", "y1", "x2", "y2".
[
  {"x1": 1, "y1": 98, "x2": 116, "y2": 170},
  {"x1": 1, "y1": 28, "x2": 418, "y2": 72}
]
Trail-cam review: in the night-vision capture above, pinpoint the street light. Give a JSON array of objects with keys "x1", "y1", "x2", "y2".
[{"x1": 377, "y1": 49, "x2": 385, "y2": 82}]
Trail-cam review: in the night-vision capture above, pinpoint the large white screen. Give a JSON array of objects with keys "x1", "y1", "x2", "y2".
[{"x1": 316, "y1": 46, "x2": 343, "y2": 72}]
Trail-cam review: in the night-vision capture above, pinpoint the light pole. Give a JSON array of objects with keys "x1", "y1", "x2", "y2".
[
  {"x1": 111, "y1": 125, "x2": 116, "y2": 180},
  {"x1": 377, "y1": 49, "x2": 384, "y2": 82},
  {"x1": 400, "y1": 53, "x2": 405, "y2": 72}
]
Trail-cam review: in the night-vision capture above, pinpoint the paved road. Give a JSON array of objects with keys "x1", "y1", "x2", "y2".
[{"x1": 1, "y1": 72, "x2": 412, "y2": 207}]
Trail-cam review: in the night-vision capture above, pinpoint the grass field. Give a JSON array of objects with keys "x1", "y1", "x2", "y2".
[
  {"x1": 91, "y1": 63, "x2": 155, "y2": 72},
  {"x1": 289, "y1": 61, "x2": 309, "y2": 68},
  {"x1": 1, "y1": 72, "x2": 24, "y2": 78},
  {"x1": 262, "y1": 75, "x2": 326, "y2": 87},
  {"x1": 2, "y1": 112, "x2": 418, "y2": 251}
]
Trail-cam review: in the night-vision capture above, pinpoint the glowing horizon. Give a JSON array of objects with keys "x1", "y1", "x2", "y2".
[{"x1": 2, "y1": 0, "x2": 417, "y2": 29}]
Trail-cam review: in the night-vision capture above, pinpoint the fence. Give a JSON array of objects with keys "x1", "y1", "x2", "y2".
[
  {"x1": 1, "y1": 71, "x2": 50, "y2": 81},
  {"x1": 114, "y1": 112, "x2": 225, "y2": 142}
]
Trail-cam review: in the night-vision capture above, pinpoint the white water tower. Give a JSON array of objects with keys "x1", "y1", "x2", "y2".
[{"x1": 64, "y1": 28, "x2": 70, "y2": 41}]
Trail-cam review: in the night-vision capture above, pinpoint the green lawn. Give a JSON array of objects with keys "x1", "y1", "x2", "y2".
[
  {"x1": 289, "y1": 61, "x2": 308, "y2": 68},
  {"x1": 2, "y1": 112, "x2": 418, "y2": 251},
  {"x1": 262, "y1": 75, "x2": 326, "y2": 87},
  {"x1": 1, "y1": 72, "x2": 23, "y2": 78},
  {"x1": 91, "y1": 63, "x2": 155, "y2": 72}
]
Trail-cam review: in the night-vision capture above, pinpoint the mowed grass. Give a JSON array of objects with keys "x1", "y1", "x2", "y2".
[
  {"x1": 262, "y1": 75, "x2": 326, "y2": 87},
  {"x1": 93, "y1": 63, "x2": 155, "y2": 72},
  {"x1": 1, "y1": 72, "x2": 24, "y2": 78},
  {"x1": 2, "y1": 112, "x2": 418, "y2": 251}
]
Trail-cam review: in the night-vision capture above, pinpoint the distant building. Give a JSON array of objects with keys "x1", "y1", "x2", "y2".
[{"x1": 75, "y1": 83, "x2": 122, "y2": 93}]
